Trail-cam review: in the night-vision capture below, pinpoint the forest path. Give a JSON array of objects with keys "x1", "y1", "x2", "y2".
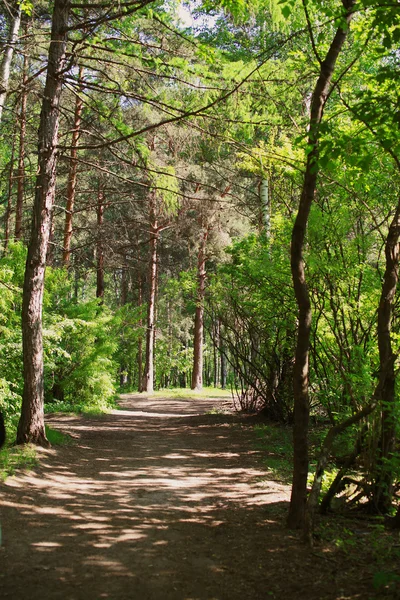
[{"x1": 0, "y1": 394, "x2": 382, "y2": 599}]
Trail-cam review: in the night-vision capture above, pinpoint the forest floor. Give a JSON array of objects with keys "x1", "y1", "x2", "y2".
[{"x1": 0, "y1": 393, "x2": 399, "y2": 600}]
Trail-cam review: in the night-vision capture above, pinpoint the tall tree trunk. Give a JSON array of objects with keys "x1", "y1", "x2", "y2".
[
  {"x1": 220, "y1": 320, "x2": 227, "y2": 389},
  {"x1": 142, "y1": 194, "x2": 158, "y2": 393},
  {"x1": 0, "y1": 3, "x2": 21, "y2": 123},
  {"x1": 372, "y1": 198, "x2": 400, "y2": 512},
  {"x1": 63, "y1": 66, "x2": 84, "y2": 266},
  {"x1": 15, "y1": 41, "x2": 28, "y2": 241},
  {"x1": 121, "y1": 257, "x2": 128, "y2": 307},
  {"x1": 213, "y1": 319, "x2": 220, "y2": 388},
  {"x1": 167, "y1": 299, "x2": 172, "y2": 387},
  {"x1": 119, "y1": 254, "x2": 129, "y2": 388},
  {"x1": 287, "y1": 0, "x2": 355, "y2": 528},
  {"x1": 3, "y1": 128, "x2": 17, "y2": 252},
  {"x1": 191, "y1": 226, "x2": 208, "y2": 391},
  {"x1": 137, "y1": 253, "x2": 144, "y2": 392},
  {"x1": 96, "y1": 184, "x2": 105, "y2": 301},
  {"x1": 17, "y1": 0, "x2": 71, "y2": 446}
]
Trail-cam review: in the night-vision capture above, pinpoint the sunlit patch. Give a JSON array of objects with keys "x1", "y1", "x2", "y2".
[
  {"x1": 31, "y1": 542, "x2": 62, "y2": 548},
  {"x1": 153, "y1": 540, "x2": 168, "y2": 546},
  {"x1": 83, "y1": 556, "x2": 132, "y2": 574}
]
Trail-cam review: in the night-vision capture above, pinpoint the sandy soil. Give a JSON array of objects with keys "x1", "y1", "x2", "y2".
[{"x1": 0, "y1": 394, "x2": 399, "y2": 600}]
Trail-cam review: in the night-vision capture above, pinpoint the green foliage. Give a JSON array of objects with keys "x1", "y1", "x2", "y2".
[
  {"x1": 0, "y1": 244, "x2": 25, "y2": 426},
  {"x1": 0, "y1": 248, "x2": 122, "y2": 429},
  {"x1": 43, "y1": 300, "x2": 118, "y2": 409},
  {"x1": 208, "y1": 230, "x2": 296, "y2": 420},
  {"x1": 154, "y1": 165, "x2": 180, "y2": 214},
  {"x1": 19, "y1": 1, "x2": 34, "y2": 16}
]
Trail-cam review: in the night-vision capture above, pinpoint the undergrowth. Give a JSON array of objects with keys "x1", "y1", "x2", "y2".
[
  {"x1": 315, "y1": 517, "x2": 400, "y2": 598},
  {"x1": 253, "y1": 422, "x2": 337, "y2": 490},
  {"x1": 44, "y1": 395, "x2": 118, "y2": 415},
  {"x1": 254, "y1": 422, "x2": 400, "y2": 597}
]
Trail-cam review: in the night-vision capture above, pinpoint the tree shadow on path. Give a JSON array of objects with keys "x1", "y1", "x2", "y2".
[{"x1": 0, "y1": 395, "x2": 391, "y2": 600}]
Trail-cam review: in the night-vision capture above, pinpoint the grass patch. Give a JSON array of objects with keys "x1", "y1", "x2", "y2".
[
  {"x1": 45, "y1": 425, "x2": 73, "y2": 446},
  {"x1": 0, "y1": 443, "x2": 38, "y2": 481},
  {"x1": 0, "y1": 424, "x2": 74, "y2": 482},
  {"x1": 206, "y1": 407, "x2": 228, "y2": 415},
  {"x1": 153, "y1": 386, "x2": 232, "y2": 400},
  {"x1": 254, "y1": 422, "x2": 337, "y2": 489},
  {"x1": 254, "y1": 423, "x2": 293, "y2": 484}
]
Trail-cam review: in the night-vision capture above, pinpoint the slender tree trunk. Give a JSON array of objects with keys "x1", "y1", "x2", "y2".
[
  {"x1": 17, "y1": 0, "x2": 71, "y2": 446},
  {"x1": 287, "y1": 0, "x2": 355, "y2": 528},
  {"x1": 213, "y1": 319, "x2": 220, "y2": 388},
  {"x1": 137, "y1": 257, "x2": 144, "y2": 392},
  {"x1": 142, "y1": 194, "x2": 158, "y2": 393},
  {"x1": 167, "y1": 299, "x2": 172, "y2": 387},
  {"x1": 191, "y1": 226, "x2": 208, "y2": 391},
  {"x1": 372, "y1": 199, "x2": 400, "y2": 512},
  {"x1": 121, "y1": 259, "x2": 128, "y2": 306},
  {"x1": 63, "y1": 66, "x2": 84, "y2": 266},
  {"x1": 220, "y1": 320, "x2": 227, "y2": 389},
  {"x1": 0, "y1": 4, "x2": 21, "y2": 123},
  {"x1": 15, "y1": 43, "x2": 28, "y2": 241},
  {"x1": 119, "y1": 254, "x2": 129, "y2": 388},
  {"x1": 260, "y1": 177, "x2": 270, "y2": 237},
  {"x1": 96, "y1": 184, "x2": 105, "y2": 301},
  {"x1": 3, "y1": 128, "x2": 17, "y2": 252}
]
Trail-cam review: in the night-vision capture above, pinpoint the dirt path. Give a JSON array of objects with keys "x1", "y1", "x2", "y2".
[{"x1": 0, "y1": 395, "x2": 397, "y2": 599}]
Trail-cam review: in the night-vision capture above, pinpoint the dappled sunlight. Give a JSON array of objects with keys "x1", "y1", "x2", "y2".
[{"x1": 0, "y1": 394, "x2": 330, "y2": 600}]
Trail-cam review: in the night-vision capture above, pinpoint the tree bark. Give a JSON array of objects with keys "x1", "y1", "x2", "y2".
[
  {"x1": 191, "y1": 226, "x2": 208, "y2": 391},
  {"x1": 63, "y1": 66, "x2": 84, "y2": 266},
  {"x1": 142, "y1": 194, "x2": 158, "y2": 393},
  {"x1": 119, "y1": 254, "x2": 129, "y2": 388},
  {"x1": 287, "y1": 0, "x2": 355, "y2": 528},
  {"x1": 96, "y1": 184, "x2": 105, "y2": 301},
  {"x1": 14, "y1": 40, "x2": 28, "y2": 241},
  {"x1": 220, "y1": 319, "x2": 227, "y2": 389},
  {"x1": 17, "y1": 0, "x2": 71, "y2": 446},
  {"x1": 121, "y1": 258, "x2": 128, "y2": 307},
  {"x1": 0, "y1": 412, "x2": 6, "y2": 448},
  {"x1": 137, "y1": 253, "x2": 144, "y2": 392},
  {"x1": 0, "y1": 3, "x2": 21, "y2": 123},
  {"x1": 3, "y1": 128, "x2": 17, "y2": 252},
  {"x1": 372, "y1": 198, "x2": 400, "y2": 512},
  {"x1": 213, "y1": 319, "x2": 220, "y2": 388}
]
